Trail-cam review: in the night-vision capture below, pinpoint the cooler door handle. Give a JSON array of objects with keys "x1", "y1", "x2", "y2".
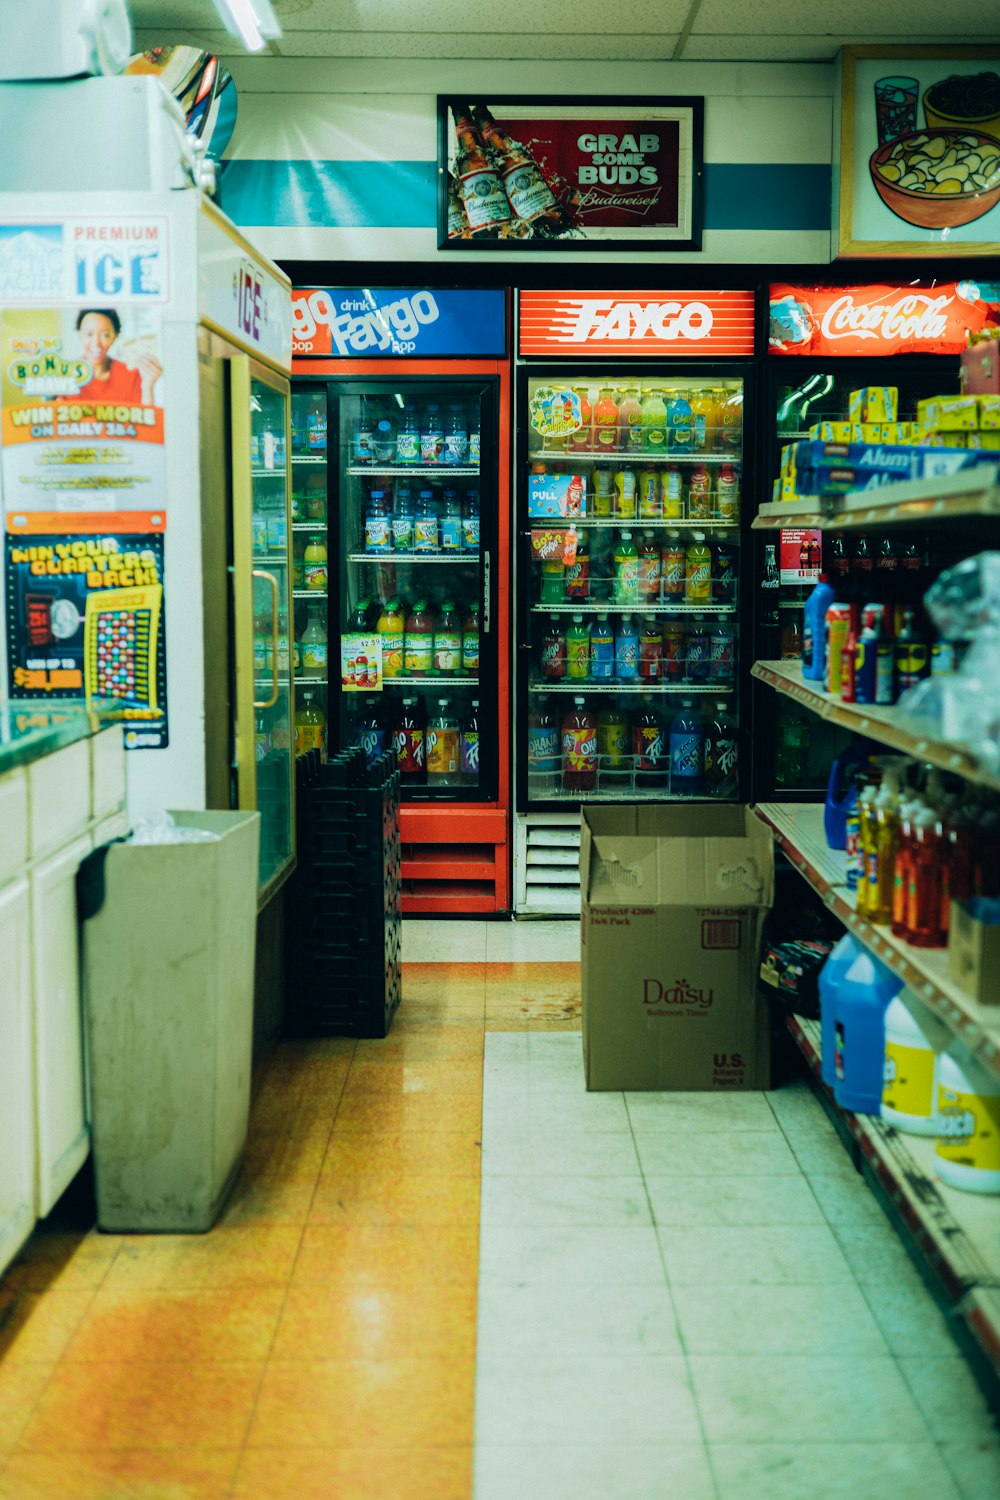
[{"x1": 482, "y1": 549, "x2": 491, "y2": 634}]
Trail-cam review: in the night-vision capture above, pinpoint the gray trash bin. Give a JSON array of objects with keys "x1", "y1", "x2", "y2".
[{"x1": 80, "y1": 809, "x2": 260, "y2": 1232}]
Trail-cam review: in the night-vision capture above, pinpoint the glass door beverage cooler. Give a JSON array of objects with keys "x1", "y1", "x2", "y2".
[
  {"x1": 514, "y1": 289, "x2": 756, "y2": 912},
  {"x1": 290, "y1": 286, "x2": 510, "y2": 914}
]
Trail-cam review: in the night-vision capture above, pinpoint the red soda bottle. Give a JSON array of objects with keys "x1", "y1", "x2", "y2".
[
  {"x1": 562, "y1": 696, "x2": 596, "y2": 791},
  {"x1": 639, "y1": 617, "x2": 663, "y2": 680},
  {"x1": 541, "y1": 615, "x2": 566, "y2": 679},
  {"x1": 393, "y1": 696, "x2": 426, "y2": 786},
  {"x1": 633, "y1": 710, "x2": 666, "y2": 789}
]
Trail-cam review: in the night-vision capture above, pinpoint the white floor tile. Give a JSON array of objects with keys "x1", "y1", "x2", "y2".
[
  {"x1": 482, "y1": 1127, "x2": 641, "y2": 1179},
  {"x1": 401, "y1": 917, "x2": 487, "y2": 962},
  {"x1": 689, "y1": 1353, "x2": 932, "y2": 1444},
  {"x1": 474, "y1": 1355, "x2": 701, "y2": 1447},
  {"x1": 939, "y1": 1439, "x2": 1000, "y2": 1500},
  {"x1": 863, "y1": 1281, "x2": 963, "y2": 1359},
  {"x1": 785, "y1": 1133, "x2": 863, "y2": 1183},
  {"x1": 830, "y1": 1221, "x2": 927, "y2": 1289},
  {"x1": 807, "y1": 1172, "x2": 889, "y2": 1226},
  {"x1": 475, "y1": 1279, "x2": 682, "y2": 1360},
  {"x1": 625, "y1": 1091, "x2": 782, "y2": 1132},
  {"x1": 672, "y1": 1282, "x2": 890, "y2": 1357},
  {"x1": 474, "y1": 1443, "x2": 715, "y2": 1500},
  {"x1": 480, "y1": 1173, "x2": 652, "y2": 1229},
  {"x1": 710, "y1": 1443, "x2": 961, "y2": 1500},
  {"x1": 486, "y1": 919, "x2": 581, "y2": 963},
  {"x1": 897, "y1": 1356, "x2": 1000, "y2": 1445},
  {"x1": 634, "y1": 1130, "x2": 802, "y2": 1178},
  {"x1": 478, "y1": 1225, "x2": 664, "y2": 1288},
  {"x1": 644, "y1": 1173, "x2": 824, "y2": 1228},
  {"x1": 657, "y1": 1223, "x2": 854, "y2": 1286},
  {"x1": 482, "y1": 1090, "x2": 630, "y2": 1135}
]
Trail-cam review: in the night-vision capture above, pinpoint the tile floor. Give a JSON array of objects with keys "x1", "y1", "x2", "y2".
[{"x1": 0, "y1": 919, "x2": 996, "y2": 1499}]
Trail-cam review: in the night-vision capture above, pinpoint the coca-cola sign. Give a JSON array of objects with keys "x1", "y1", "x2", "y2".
[
  {"x1": 438, "y1": 96, "x2": 702, "y2": 251},
  {"x1": 519, "y1": 290, "x2": 754, "y2": 357},
  {"x1": 769, "y1": 281, "x2": 1000, "y2": 357}
]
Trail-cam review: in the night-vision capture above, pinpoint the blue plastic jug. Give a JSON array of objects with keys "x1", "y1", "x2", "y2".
[
  {"x1": 818, "y1": 933, "x2": 861, "y2": 1088},
  {"x1": 833, "y1": 949, "x2": 903, "y2": 1114},
  {"x1": 802, "y1": 573, "x2": 835, "y2": 681}
]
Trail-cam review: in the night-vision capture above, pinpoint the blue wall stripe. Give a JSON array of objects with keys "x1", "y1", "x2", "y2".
[{"x1": 219, "y1": 158, "x2": 831, "y2": 232}]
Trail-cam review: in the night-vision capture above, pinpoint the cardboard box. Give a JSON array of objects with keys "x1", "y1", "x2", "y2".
[
  {"x1": 977, "y1": 394, "x2": 1000, "y2": 430},
  {"x1": 849, "y1": 386, "x2": 898, "y2": 422},
  {"x1": 948, "y1": 902, "x2": 1000, "y2": 1006},
  {"x1": 580, "y1": 805, "x2": 775, "y2": 1091},
  {"x1": 923, "y1": 394, "x2": 979, "y2": 431},
  {"x1": 961, "y1": 338, "x2": 1000, "y2": 396}
]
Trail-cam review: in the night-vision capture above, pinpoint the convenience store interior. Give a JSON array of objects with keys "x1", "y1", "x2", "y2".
[{"x1": 3, "y1": 3, "x2": 1000, "y2": 1499}]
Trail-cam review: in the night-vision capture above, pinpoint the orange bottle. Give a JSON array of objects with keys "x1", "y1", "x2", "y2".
[{"x1": 592, "y1": 387, "x2": 620, "y2": 454}]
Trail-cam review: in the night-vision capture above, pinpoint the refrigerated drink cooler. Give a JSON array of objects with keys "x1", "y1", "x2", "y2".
[{"x1": 290, "y1": 289, "x2": 510, "y2": 913}]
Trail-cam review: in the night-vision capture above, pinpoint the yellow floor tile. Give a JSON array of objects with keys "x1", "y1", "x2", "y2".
[
  {"x1": 0, "y1": 1363, "x2": 55, "y2": 1454},
  {"x1": 99, "y1": 1226, "x2": 302, "y2": 1293},
  {"x1": 340, "y1": 1056, "x2": 485, "y2": 1098},
  {"x1": 0, "y1": 1288, "x2": 94, "y2": 1365},
  {"x1": 218, "y1": 1177, "x2": 317, "y2": 1228},
  {"x1": 18, "y1": 1361, "x2": 263, "y2": 1452},
  {"x1": 319, "y1": 1130, "x2": 483, "y2": 1180},
  {"x1": 292, "y1": 1224, "x2": 479, "y2": 1288},
  {"x1": 0, "y1": 1447, "x2": 241, "y2": 1499},
  {"x1": 332, "y1": 1090, "x2": 483, "y2": 1134},
  {"x1": 352, "y1": 1029, "x2": 484, "y2": 1065},
  {"x1": 246, "y1": 1357, "x2": 474, "y2": 1450},
  {"x1": 62, "y1": 1283, "x2": 286, "y2": 1364},
  {"x1": 271, "y1": 1280, "x2": 477, "y2": 1362},
  {"x1": 307, "y1": 1170, "x2": 480, "y2": 1228},
  {"x1": 232, "y1": 1445, "x2": 472, "y2": 1500}
]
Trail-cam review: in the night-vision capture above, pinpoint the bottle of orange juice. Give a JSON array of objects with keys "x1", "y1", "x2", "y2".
[
  {"x1": 593, "y1": 387, "x2": 620, "y2": 453},
  {"x1": 378, "y1": 597, "x2": 405, "y2": 677},
  {"x1": 690, "y1": 389, "x2": 715, "y2": 453}
]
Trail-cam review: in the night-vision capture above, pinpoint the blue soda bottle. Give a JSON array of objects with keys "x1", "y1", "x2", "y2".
[
  {"x1": 440, "y1": 488, "x2": 463, "y2": 551},
  {"x1": 670, "y1": 699, "x2": 702, "y2": 793},
  {"x1": 591, "y1": 613, "x2": 614, "y2": 681},
  {"x1": 615, "y1": 615, "x2": 639, "y2": 680},
  {"x1": 413, "y1": 489, "x2": 439, "y2": 552},
  {"x1": 444, "y1": 404, "x2": 469, "y2": 465}
]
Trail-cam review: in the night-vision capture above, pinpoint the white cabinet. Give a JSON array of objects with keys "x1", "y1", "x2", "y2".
[
  {"x1": 30, "y1": 835, "x2": 94, "y2": 1216},
  {"x1": 0, "y1": 878, "x2": 34, "y2": 1271}
]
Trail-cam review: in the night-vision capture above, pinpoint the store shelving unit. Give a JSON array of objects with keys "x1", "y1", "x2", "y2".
[{"x1": 753, "y1": 469, "x2": 1000, "y2": 532}]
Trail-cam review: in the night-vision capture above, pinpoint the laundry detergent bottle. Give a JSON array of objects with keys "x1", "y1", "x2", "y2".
[
  {"x1": 818, "y1": 933, "x2": 861, "y2": 1090},
  {"x1": 833, "y1": 949, "x2": 903, "y2": 1114}
]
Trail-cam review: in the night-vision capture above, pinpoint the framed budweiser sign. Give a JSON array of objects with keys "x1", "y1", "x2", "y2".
[
  {"x1": 438, "y1": 96, "x2": 703, "y2": 251},
  {"x1": 518, "y1": 290, "x2": 755, "y2": 358},
  {"x1": 768, "y1": 281, "x2": 1000, "y2": 357}
]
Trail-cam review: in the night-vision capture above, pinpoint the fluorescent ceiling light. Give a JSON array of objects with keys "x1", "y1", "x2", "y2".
[{"x1": 212, "y1": 0, "x2": 282, "y2": 53}]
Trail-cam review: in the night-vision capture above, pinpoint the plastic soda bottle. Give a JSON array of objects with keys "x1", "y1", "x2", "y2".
[
  {"x1": 566, "y1": 614, "x2": 591, "y2": 680},
  {"x1": 304, "y1": 534, "x2": 327, "y2": 589},
  {"x1": 613, "y1": 530, "x2": 639, "y2": 604},
  {"x1": 563, "y1": 528, "x2": 588, "y2": 603},
  {"x1": 562, "y1": 697, "x2": 597, "y2": 791},
  {"x1": 685, "y1": 532, "x2": 712, "y2": 603},
  {"x1": 686, "y1": 617, "x2": 710, "y2": 683},
  {"x1": 392, "y1": 484, "x2": 414, "y2": 551},
  {"x1": 638, "y1": 531, "x2": 661, "y2": 602},
  {"x1": 708, "y1": 623, "x2": 735, "y2": 684},
  {"x1": 306, "y1": 394, "x2": 327, "y2": 453},
  {"x1": 440, "y1": 488, "x2": 463, "y2": 551},
  {"x1": 461, "y1": 700, "x2": 480, "y2": 786},
  {"x1": 590, "y1": 613, "x2": 614, "y2": 681},
  {"x1": 613, "y1": 468, "x2": 637, "y2": 519},
  {"x1": 392, "y1": 697, "x2": 425, "y2": 784},
  {"x1": 356, "y1": 698, "x2": 385, "y2": 768},
  {"x1": 528, "y1": 700, "x2": 560, "y2": 793},
  {"x1": 662, "y1": 465, "x2": 684, "y2": 520},
  {"x1": 426, "y1": 699, "x2": 460, "y2": 785},
  {"x1": 639, "y1": 617, "x2": 663, "y2": 680},
  {"x1": 372, "y1": 414, "x2": 395, "y2": 463},
  {"x1": 663, "y1": 619, "x2": 685, "y2": 681},
  {"x1": 634, "y1": 710, "x2": 666, "y2": 788},
  {"x1": 719, "y1": 388, "x2": 743, "y2": 451},
  {"x1": 434, "y1": 600, "x2": 462, "y2": 675},
  {"x1": 592, "y1": 466, "x2": 613, "y2": 517},
  {"x1": 597, "y1": 704, "x2": 630, "y2": 785},
  {"x1": 662, "y1": 532, "x2": 685, "y2": 599},
  {"x1": 670, "y1": 699, "x2": 703, "y2": 794},
  {"x1": 703, "y1": 702, "x2": 738, "y2": 797},
  {"x1": 541, "y1": 615, "x2": 566, "y2": 679},
  {"x1": 593, "y1": 388, "x2": 619, "y2": 452},
  {"x1": 540, "y1": 555, "x2": 565, "y2": 605},
  {"x1": 413, "y1": 489, "x2": 439, "y2": 552},
  {"x1": 666, "y1": 392, "x2": 693, "y2": 451},
  {"x1": 688, "y1": 464, "x2": 712, "y2": 520},
  {"x1": 365, "y1": 488, "x2": 392, "y2": 552},
  {"x1": 714, "y1": 542, "x2": 737, "y2": 606},
  {"x1": 444, "y1": 404, "x2": 468, "y2": 465},
  {"x1": 299, "y1": 604, "x2": 328, "y2": 678},
  {"x1": 396, "y1": 406, "x2": 420, "y2": 464},
  {"x1": 615, "y1": 615, "x2": 639, "y2": 681},
  {"x1": 462, "y1": 488, "x2": 480, "y2": 551},
  {"x1": 404, "y1": 599, "x2": 434, "y2": 676},
  {"x1": 462, "y1": 602, "x2": 480, "y2": 675},
  {"x1": 717, "y1": 464, "x2": 740, "y2": 521},
  {"x1": 641, "y1": 388, "x2": 667, "y2": 451},
  {"x1": 294, "y1": 690, "x2": 326, "y2": 758},
  {"x1": 618, "y1": 387, "x2": 643, "y2": 453},
  {"x1": 690, "y1": 389, "x2": 713, "y2": 452},
  {"x1": 421, "y1": 403, "x2": 444, "y2": 464},
  {"x1": 353, "y1": 404, "x2": 374, "y2": 464},
  {"x1": 638, "y1": 469, "x2": 661, "y2": 519},
  {"x1": 378, "y1": 598, "x2": 405, "y2": 678}
]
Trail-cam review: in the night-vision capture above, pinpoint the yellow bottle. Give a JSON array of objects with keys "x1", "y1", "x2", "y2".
[
  {"x1": 294, "y1": 690, "x2": 326, "y2": 757},
  {"x1": 870, "y1": 762, "x2": 903, "y2": 926},
  {"x1": 856, "y1": 780, "x2": 879, "y2": 918},
  {"x1": 304, "y1": 534, "x2": 327, "y2": 590}
]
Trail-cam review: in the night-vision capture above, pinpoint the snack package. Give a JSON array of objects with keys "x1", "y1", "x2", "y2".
[{"x1": 849, "y1": 387, "x2": 898, "y2": 423}]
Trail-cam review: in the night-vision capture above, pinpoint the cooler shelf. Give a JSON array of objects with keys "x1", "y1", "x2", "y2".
[
  {"x1": 291, "y1": 455, "x2": 327, "y2": 465},
  {"x1": 527, "y1": 518, "x2": 740, "y2": 530},
  {"x1": 293, "y1": 590, "x2": 327, "y2": 599},
  {"x1": 346, "y1": 553, "x2": 479, "y2": 565},
  {"x1": 752, "y1": 658, "x2": 1000, "y2": 794},
  {"x1": 529, "y1": 602, "x2": 737, "y2": 616},
  {"x1": 346, "y1": 465, "x2": 479, "y2": 478},
  {"x1": 536, "y1": 786, "x2": 719, "y2": 803},
  {"x1": 534, "y1": 451, "x2": 739, "y2": 466},
  {"x1": 529, "y1": 679, "x2": 733, "y2": 694},
  {"x1": 752, "y1": 800, "x2": 1000, "y2": 1081},
  {"x1": 787, "y1": 1013, "x2": 1000, "y2": 1385}
]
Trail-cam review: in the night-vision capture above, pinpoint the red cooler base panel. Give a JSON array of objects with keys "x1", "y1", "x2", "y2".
[{"x1": 400, "y1": 806, "x2": 509, "y2": 914}]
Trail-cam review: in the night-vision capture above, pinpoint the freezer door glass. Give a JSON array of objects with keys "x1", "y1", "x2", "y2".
[{"x1": 524, "y1": 375, "x2": 742, "y2": 803}]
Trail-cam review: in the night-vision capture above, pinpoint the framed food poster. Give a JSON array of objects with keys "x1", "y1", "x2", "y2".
[
  {"x1": 836, "y1": 46, "x2": 1000, "y2": 257},
  {"x1": 437, "y1": 96, "x2": 703, "y2": 250}
]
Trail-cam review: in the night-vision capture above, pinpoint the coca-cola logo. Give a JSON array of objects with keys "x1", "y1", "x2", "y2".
[
  {"x1": 553, "y1": 299, "x2": 714, "y2": 344},
  {"x1": 643, "y1": 977, "x2": 714, "y2": 1009},
  {"x1": 818, "y1": 292, "x2": 953, "y2": 345}
]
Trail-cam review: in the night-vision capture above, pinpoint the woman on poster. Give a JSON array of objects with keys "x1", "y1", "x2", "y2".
[{"x1": 72, "y1": 308, "x2": 163, "y2": 406}]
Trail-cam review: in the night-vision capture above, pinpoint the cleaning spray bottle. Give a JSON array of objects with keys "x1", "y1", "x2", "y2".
[
  {"x1": 869, "y1": 758, "x2": 906, "y2": 926},
  {"x1": 855, "y1": 775, "x2": 881, "y2": 918},
  {"x1": 906, "y1": 787, "x2": 947, "y2": 948},
  {"x1": 824, "y1": 737, "x2": 878, "y2": 851}
]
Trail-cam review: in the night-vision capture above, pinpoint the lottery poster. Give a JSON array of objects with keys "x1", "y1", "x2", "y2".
[
  {"x1": 0, "y1": 305, "x2": 166, "y2": 520},
  {"x1": 4, "y1": 511, "x2": 169, "y2": 750}
]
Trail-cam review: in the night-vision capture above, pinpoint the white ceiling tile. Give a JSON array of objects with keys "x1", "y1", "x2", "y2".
[
  {"x1": 683, "y1": 34, "x2": 998, "y2": 62},
  {"x1": 695, "y1": 0, "x2": 1000, "y2": 33}
]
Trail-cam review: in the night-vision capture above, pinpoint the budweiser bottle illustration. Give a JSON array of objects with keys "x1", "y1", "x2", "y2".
[
  {"x1": 446, "y1": 172, "x2": 473, "y2": 239},
  {"x1": 452, "y1": 109, "x2": 512, "y2": 234},
  {"x1": 472, "y1": 104, "x2": 567, "y2": 231}
]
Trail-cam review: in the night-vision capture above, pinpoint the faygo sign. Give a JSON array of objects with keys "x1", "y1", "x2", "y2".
[{"x1": 518, "y1": 290, "x2": 755, "y2": 357}]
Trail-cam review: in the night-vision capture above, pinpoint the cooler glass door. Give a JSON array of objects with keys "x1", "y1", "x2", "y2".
[
  {"x1": 331, "y1": 378, "x2": 497, "y2": 802},
  {"x1": 522, "y1": 374, "x2": 743, "y2": 803}
]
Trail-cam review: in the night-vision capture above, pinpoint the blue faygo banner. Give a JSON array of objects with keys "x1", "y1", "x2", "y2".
[{"x1": 292, "y1": 287, "x2": 506, "y2": 359}]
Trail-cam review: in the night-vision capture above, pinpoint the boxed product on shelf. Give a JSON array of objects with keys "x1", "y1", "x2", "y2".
[
  {"x1": 793, "y1": 438, "x2": 1000, "y2": 497},
  {"x1": 528, "y1": 471, "x2": 586, "y2": 518},
  {"x1": 579, "y1": 804, "x2": 774, "y2": 1091},
  {"x1": 979, "y1": 395, "x2": 1000, "y2": 429},
  {"x1": 848, "y1": 386, "x2": 898, "y2": 423},
  {"x1": 948, "y1": 899, "x2": 1000, "y2": 1007},
  {"x1": 961, "y1": 331, "x2": 1000, "y2": 396},
  {"x1": 917, "y1": 394, "x2": 979, "y2": 432}
]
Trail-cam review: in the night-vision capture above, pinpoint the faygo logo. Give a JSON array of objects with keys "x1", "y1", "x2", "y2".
[
  {"x1": 551, "y1": 298, "x2": 714, "y2": 344},
  {"x1": 643, "y1": 977, "x2": 714, "y2": 1009},
  {"x1": 293, "y1": 289, "x2": 440, "y2": 355}
]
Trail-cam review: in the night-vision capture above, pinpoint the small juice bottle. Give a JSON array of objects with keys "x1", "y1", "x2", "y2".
[
  {"x1": 618, "y1": 387, "x2": 643, "y2": 453},
  {"x1": 641, "y1": 388, "x2": 667, "y2": 451},
  {"x1": 593, "y1": 388, "x2": 620, "y2": 453},
  {"x1": 568, "y1": 386, "x2": 593, "y2": 454}
]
